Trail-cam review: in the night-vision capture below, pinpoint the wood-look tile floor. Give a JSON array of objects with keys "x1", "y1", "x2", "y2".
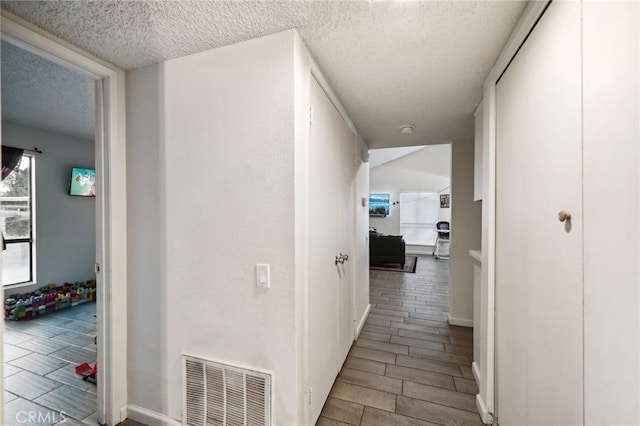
[
  {"x1": 317, "y1": 255, "x2": 482, "y2": 426},
  {"x1": 3, "y1": 303, "x2": 98, "y2": 425}
]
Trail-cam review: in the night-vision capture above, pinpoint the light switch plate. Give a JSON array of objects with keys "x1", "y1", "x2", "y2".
[{"x1": 256, "y1": 263, "x2": 270, "y2": 288}]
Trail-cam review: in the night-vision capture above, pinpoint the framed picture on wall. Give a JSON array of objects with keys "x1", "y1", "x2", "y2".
[
  {"x1": 369, "y1": 193, "x2": 390, "y2": 217},
  {"x1": 440, "y1": 194, "x2": 450, "y2": 208}
]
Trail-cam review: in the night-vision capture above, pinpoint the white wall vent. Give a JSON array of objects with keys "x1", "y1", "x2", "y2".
[{"x1": 183, "y1": 354, "x2": 272, "y2": 426}]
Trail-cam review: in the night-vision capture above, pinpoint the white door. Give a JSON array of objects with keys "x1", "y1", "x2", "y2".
[
  {"x1": 336, "y1": 105, "x2": 355, "y2": 365},
  {"x1": 308, "y1": 76, "x2": 355, "y2": 423},
  {"x1": 495, "y1": 1, "x2": 583, "y2": 424}
]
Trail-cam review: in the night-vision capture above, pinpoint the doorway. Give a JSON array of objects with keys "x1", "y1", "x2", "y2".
[
  {"x1": 1, "y1": 13, "x2": 127, "y2": 425},
  {"x1": 1, "y1": 39, "x2": 101, "y2": 424},
  {"x1": 367, "y1": 145, "x2": 452, "y2": 258}
]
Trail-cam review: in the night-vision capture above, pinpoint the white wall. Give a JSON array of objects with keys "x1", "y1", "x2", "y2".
[
  {"x1": 126, "y1": 63, "x2": 166, "y2": 414},
  {"x1": 292, "y1": 31, "x2": 311, "y2": 424},
  {"x1": 166, "y1": 30, "x2": 297, "y2": 423},
  {"x1": 449, "y1": 138, "x2": 481, "y2": 327},
  {"x1": 369, "y1": 144, "x2": 451, "y2": 242},
  {"x1": 128, "y1": 30, "x2": 369, "y2": 425},
  {"x1": 478, "y1": 92, "x2": 494, "y2": 419},
  {"x1": 2, "y1": 122, "x2": 95, "y2": 294},
  {"x1": 354, "y1": 136, "x2": 370, "y2": 335},
  {"x1": 473, "y1": 103, "x2": 483, "y2": 201},
  {"x1": 582, "y1": 2, "x2": 639, "y2": 423}
]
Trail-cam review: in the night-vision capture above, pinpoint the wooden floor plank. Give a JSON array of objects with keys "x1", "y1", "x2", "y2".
[
  {"x1": 396, "y1": 395, "x2": 483, "y2": 426},
  {"x1": 329, "y1": 382, "x2": 396, "y2": 412},
  {"x1": 360, "y1": 406, "x2": 441, "y2": 426},
  {"x1": 385, "y1": 364, "x2": 456, "y2": 391},
  {"x1": 343, "y1": 356, "x2": 387, "y2": 376},
  {"x1": 338, "y1": 367, "x2": 403, "y2": 394},
  {"x1": 319, "y1": 397, "x2": 364, "y2": 425},
  {"x1": 403, "y1": 381, "x2": 477, "y2": 412}
]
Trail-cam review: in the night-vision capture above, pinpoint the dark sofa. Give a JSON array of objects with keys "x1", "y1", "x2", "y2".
[{"x1": 369, "y1": 232, "x2": 406, "y2": 267}]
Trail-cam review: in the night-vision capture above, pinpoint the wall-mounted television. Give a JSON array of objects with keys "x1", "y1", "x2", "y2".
[
  {"x1": 369, "y1": 193, "x2": 390, "y2": 217},
  {"x1": 69, "y1": 168, "x2": 96, "y2": 197}
]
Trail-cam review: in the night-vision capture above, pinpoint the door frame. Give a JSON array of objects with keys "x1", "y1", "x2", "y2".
[
  {"x1": 479, "y1": 1, "x2": 550, "y2": 422},
  {"x1": 1, "y1": 11, "x2": 128, "y2": 425}
]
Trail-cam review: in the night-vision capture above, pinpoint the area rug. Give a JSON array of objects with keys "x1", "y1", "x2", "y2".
[{"x1": 370, "y1": 256, "x2": 417, "y2": 273}]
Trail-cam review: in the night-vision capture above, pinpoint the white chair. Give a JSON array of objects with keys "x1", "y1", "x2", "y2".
[{"x1": 433, "y1": 221, "x2": 450, "y2": 259}]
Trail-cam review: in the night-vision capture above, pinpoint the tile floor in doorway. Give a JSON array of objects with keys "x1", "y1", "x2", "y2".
[
  {"x1": 4, "y1": 302, "x2": 98, "y2": 425},
  {"x1": 317, "y1": 255, "x2": 482, "y2": 426}
]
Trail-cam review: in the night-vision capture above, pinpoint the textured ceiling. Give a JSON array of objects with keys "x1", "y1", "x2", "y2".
[
  {"x1": 1, "y1": 40, "x2": 95, "y2": 141},
  {"x1": 1, "y1": 0, "x2": 527, "y2": 148}
]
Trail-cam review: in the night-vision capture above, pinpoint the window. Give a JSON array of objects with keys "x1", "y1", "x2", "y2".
[
  {"x1": 399, "y1": 192, "x2": 439, "y2": 246},
  {"x1": 1, "y1": 154, "x2": 35, "y2": 285}
]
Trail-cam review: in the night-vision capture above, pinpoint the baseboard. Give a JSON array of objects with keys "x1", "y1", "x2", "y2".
[
  {"x1": 471, "y1": 361, "x2": 481, "y2": 386},
  {"x1": 472, "y1": 362, "x2": 493, "y2": 425},
  {"x1": 405, "y1": 245, "x2": 435, "y2": 255},
  {"x1": 355, "y1": 304, "x2": 371, "y2": 339},
  {"x1": 447, "y1": 314, "x2": 473, "y2": 328},
  {"x1": 475, "y1": 393, "x2": 492, "y2": 425},
  {"x1": 127, "y1": 405, "x2": 181, "y2": 426}
]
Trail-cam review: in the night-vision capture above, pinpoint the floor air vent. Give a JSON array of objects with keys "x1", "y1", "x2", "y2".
[{"x1": 183, "y1": 355, "x2": 272, "y2": 426}]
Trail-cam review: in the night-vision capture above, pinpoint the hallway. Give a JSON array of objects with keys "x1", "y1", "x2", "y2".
[{"x1": 317, "y1": 255, "x2": 482, "y2": 426}]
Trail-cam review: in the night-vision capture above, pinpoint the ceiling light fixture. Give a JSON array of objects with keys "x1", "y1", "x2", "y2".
[{"x1": 399, "y1": 124, "x2": 415, "y2": 135}]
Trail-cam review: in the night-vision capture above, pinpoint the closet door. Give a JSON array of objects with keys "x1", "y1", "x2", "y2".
[
  {"x1": 495, "y1": 1, "x2": 583, "y2": 424},
  {"x1": 336, "y1": 103, "x2": 356, "y2": 365},
  {"x1": 582, "y1": 2, "x2": 639, "y2": 423},
  {"x1": 308, "y1": 76, "x2": 355, "y2": 423}
]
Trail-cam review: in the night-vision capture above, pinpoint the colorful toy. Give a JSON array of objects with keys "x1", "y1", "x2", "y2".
[
  {"x1": 4, "y1": 279, "x2": 97, "y2": 320},
  {"x1": 76, "y1": 362, "x2": 97, "y2": 384}
]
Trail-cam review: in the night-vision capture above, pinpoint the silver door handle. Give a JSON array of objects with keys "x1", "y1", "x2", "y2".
[
  {"x1": 340, "y1": 253, "x2": 349, "y2": 262},
  {"x1": 335, "y1": 255, "x2": 344, "y2": 265}
]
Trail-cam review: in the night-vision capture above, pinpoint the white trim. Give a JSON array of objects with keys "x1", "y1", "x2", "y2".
[
  {"x1": 1, "y1": 10, "x2": 128, "y2": 426},
  {"x1": 127, "y1": 405, "x2": 181, "y2": 426},
  {"x1": 447, "y1": 315, "x2": 473, "y2": 328},
  {"x1": 355, "y1": 304, "x2": 371, "y2": 339},
  {"x1": 309, "y1": 59, "x2": 358, "y2": 138},
  {"x1": 406, "y1": 245, "x2": 435, "y2": 256},
  {"x1": 484, "y1": 1, "x2": 551, "y2": 84},
  {"x1": 0, "y1": 11, "x2": 119, "y2": 78},
  {"x1": 475, "y1": 393, "x2": 492, "y2": 425},
  {"x1": 473, "y1": 357, "x2": 490, "y2": 423},
  {"x1": 472, "y1": 361, "x2": 481, "y2": 386},
  {"x1": 482, "y1": 0, "x2": 550, "y2": 421},
  {"x1": 294, "y1": 32, "x2": 312, "y2": 426}
]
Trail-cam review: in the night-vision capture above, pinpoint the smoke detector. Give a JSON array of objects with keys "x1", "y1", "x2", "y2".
[{"x1": 399, "y1": 124, "x2": 415, "y2": 134}]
